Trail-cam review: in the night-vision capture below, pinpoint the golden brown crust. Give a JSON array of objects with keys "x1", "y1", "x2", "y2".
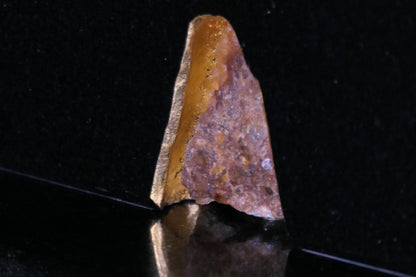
[{"x1": 151, "y1": 15, "x2": 231, "y2": 207}]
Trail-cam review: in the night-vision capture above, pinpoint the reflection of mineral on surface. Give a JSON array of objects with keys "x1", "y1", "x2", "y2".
[
  {"x1": 151, "y1": 14, "x2": 283, "y2": 220},
  {"x1": 150, "y1": 203, "x2": 289, "y2": 277}
]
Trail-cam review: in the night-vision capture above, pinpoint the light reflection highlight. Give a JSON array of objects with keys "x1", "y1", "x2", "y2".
[{"x1": 151, "y1": 202, "x2": 289, "y2": 277}]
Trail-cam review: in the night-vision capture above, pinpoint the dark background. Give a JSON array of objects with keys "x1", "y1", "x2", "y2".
[{"x1": 1, "y1": 0, "x2": 415, "y2": 275}]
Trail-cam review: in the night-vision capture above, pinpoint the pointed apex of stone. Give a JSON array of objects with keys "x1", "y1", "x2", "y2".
[{"x1": 151, "y1": 15, "x2": 283, "y2": 220}]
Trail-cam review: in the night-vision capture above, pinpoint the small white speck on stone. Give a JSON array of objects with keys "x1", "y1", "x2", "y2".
[
  {"x1": 224, "y1": 90, "x2": 232, "y2": 100},
  {"x1": 262, "y1": 158, "x2": 272, "y2": 170}
]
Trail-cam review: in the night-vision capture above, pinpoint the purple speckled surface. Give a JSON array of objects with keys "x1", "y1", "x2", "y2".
[{"x1": 182, "y1": 51, "x2": 282, "y2": 219}]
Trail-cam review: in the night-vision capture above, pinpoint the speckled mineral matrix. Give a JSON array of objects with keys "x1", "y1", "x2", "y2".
[{"x1": 151, "y1": 15, "x2": 283, "y2": 220}]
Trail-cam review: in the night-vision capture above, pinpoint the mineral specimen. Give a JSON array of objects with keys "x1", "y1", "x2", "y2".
[{"x1": 151, "y1": 15, "x2": 283, "y2": 220}]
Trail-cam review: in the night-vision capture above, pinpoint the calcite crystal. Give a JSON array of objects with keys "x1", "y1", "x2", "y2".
[{"x1": 151, "y1": 15, "x2": 283, "y2": 219}]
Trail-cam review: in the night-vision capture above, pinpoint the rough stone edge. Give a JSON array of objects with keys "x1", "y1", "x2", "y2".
[{"x1": 150, "y1": 20, "x2": 195, "y2": 207}]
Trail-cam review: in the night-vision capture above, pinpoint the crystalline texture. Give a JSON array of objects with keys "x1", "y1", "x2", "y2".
[{"x1": 151, "y1": 15, "x2": 283, "y2": 220}]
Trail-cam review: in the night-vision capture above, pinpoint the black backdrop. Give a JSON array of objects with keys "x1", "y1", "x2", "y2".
[{"x1": 1, "y1": 1, "x2": 415, "y2": 275}]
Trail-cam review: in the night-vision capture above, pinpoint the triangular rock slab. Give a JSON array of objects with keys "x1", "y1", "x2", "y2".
[{"x1": 151, "y1": 15, "x2": 283, "y2": 220}]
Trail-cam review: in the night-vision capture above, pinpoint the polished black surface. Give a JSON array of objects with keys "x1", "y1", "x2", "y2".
[
  {"x1": 286, "y1": 249, "x2": 407, "y2": 277},
  {"x1": 0, "y1": 171, "x2": 159, "y2": 276},
  {"x1": 1, "y1": 0, "x2": 415, "y2": 275},
  {"x1": 1, "y1": 171, "x2": 409, "y2": 276}
]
